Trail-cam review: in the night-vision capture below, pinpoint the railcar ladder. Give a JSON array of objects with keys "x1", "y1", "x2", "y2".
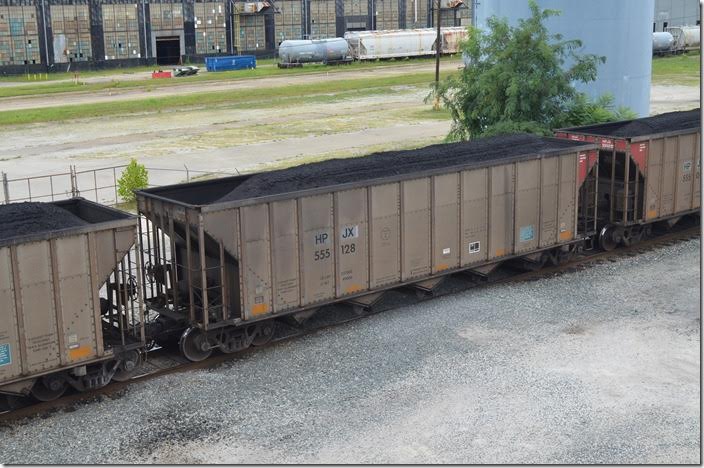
[{"x1": 579, "y1": 165, "x2": 598, "y2": 237}]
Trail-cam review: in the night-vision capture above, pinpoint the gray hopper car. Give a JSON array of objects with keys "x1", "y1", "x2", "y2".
[
  {"x1": 556, "y1": 108, "x2": 701, "y2": 250},
  {"x1": 0, "y1": 199, "x2": 144, "y2": 405},
  {"x1": 136, "y1": 134, "x2": 598, "y2": 362}
]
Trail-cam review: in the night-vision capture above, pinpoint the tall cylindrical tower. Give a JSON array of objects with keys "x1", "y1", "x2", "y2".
[{"x1": 474, "y1": 0, "x2": 655, "y2": 116}]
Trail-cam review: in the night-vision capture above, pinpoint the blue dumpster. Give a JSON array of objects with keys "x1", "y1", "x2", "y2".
[{"x1": 205, "y1": 55, "x2": 257, "y2": 72}]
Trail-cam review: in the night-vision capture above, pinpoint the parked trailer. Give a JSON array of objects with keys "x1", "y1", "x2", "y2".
[
  {"x1": 0, "y1": 199, "x2": 144, "y2": 405},
  {"x1": 344, "y1": 27, "x2": 467, "y2": 60},
  {"x1": 136, "y1": 134, "x2": 597, "y2": 362},
  {"x1": 556, "y1": 108, "x2": 700, "y2": 250},
  {"x1": 278, "y1": 38, "x2": 351, "y2": 67}
]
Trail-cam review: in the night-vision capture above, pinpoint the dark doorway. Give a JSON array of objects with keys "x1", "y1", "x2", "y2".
[{"x1": 156, "y1": 36, "x2": 181, "y2": 65}]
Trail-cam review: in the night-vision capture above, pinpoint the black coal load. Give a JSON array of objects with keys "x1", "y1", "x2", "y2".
[
  {"x1": 0, "y1": 202, "x2": 88, "y2": 241},
  {"x1": 218, "y1": 133, "x2": 584, "y2": 202},
  {"x1": 571, "y1": 108, "x2": 700, "y2": 138}
]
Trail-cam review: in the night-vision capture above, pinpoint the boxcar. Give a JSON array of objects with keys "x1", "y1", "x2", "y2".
[
  {"x1": 0, "y1": 199, "x2": 144, "y2": 404},
  {"x1": 136, "y1": 134, "x2": 597, "y2": 361},
  {"x1": 556, "y1": 108, "x2": 700, "y2": 249}
]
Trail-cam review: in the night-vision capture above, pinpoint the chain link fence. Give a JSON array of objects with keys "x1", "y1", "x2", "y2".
[{"x1": 0, "y1": 164, "x2": 240, "y2": 207}]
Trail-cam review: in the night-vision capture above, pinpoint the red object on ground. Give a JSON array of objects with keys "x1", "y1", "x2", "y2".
[{"x1": 151, "y1": 71, "x2": 172, "y2": 79}]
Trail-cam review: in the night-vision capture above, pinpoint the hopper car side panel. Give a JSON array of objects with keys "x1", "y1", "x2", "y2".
[
  {"x1": 334, "y1": 188, "x2": 369, "y2": 298},
  {"x1": 270, "y1": 200, "x2": 301, "y2": 311},
  {"x1": 233, "y1": 153, "x2": 581, "y2": 322},
  {"x1": 370, "y1": 183, "x2": 401, "y2": 288},
  {"x1": 402, "y1": 178, "x2": 432, "y2": 281},
  {"x1": 299, "y1": 194, "x2": 336, "y2": 305},
  {"x1": 0, "y1": 247, "x2": 22, "y2": 382},
  {"x1": 460, "y1": 168, "x2": 489, "y2": 264},
  {"x1": 433, "y1": 173, "x2": 460, "y2": 273}
]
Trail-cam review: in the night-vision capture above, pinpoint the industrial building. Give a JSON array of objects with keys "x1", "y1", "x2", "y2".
[
  {"x1": 0, "y1": 0, "x2": 471, "y2": 73},
  {"x1": 654, "y1": 0, "x2": 700, "y2": 31},
  {"x1": 0, "y1": 0, "x2": 698, "y2": 75}
]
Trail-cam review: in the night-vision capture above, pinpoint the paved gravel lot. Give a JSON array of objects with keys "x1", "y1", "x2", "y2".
[{"x1": 0, "y1": 239, "x2": 700, "y2": 464}]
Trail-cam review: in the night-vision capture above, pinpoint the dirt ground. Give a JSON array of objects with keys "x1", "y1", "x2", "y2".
[
  {"x1": 0, "y1": 68, "x2": 699, "y2": 204},
  {"x1": 650, "y1": 84, "x2": 700, "y2": 114}
]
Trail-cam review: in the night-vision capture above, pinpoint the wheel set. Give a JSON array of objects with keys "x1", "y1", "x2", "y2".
[{"x1": 179, "y1": 321, "x2": 278, "y2": 362}]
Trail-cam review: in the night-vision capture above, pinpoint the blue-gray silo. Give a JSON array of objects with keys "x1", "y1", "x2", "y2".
[{"x1": 473, "y1": 0, "x2": 655, "y2": 117}]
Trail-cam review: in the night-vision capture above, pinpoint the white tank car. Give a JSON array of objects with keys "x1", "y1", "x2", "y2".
[
  {"x1": 652, "y1": 32, "x2": 675, "y2": 54},
  {"x1": 278, "y1": 38, "x2": 350, "y2": 65}
]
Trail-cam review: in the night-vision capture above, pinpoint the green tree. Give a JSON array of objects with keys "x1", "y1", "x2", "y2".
[
  {"x1": 434, "y1": 0, "x2": 636, "y2": 141},
  {"x1": 117, "y1": 159, "x2": 149, "y2": 202}
]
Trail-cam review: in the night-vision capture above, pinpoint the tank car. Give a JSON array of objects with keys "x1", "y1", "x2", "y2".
[
  {"x1": 0, "y1": 198, "x2": 144, "y2": 408},
  {"x1": 277, "y1": 38, "x2": 351, "y2": 67},
  {"x1": 652, "y1": 32, "x2": 675, "y2": 55}
]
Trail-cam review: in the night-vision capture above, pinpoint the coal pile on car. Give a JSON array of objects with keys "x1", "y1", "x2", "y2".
[
  {"x1": 217, "y1": 133, "x2": 585, "y2": 202},
  {"x1": 565, "y1": 108, "x2": 700, "y2": 138},
  {"x1": 0, "y1": 202, "x2": 88, "y2": 241}
]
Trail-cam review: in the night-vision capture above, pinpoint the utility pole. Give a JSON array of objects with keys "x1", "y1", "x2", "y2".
[
  {"x1": 433, "y1": 0, "x2": 441, "y2": 110},
  {"x1": 435, "y1": 0, "x2": 441, "y2": 85}
]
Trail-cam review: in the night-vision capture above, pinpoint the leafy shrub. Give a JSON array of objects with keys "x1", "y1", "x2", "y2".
[
  {"x1": 117, "y1": 159, "x2": 149, "y2": 202},
  {"x1": 434, "y1": 0, "x2": 636, "y2": 141}
]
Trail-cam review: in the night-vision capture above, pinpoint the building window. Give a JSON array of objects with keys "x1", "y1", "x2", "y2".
[
  {"x1": 663, "y1": 21, "x2": 668, "y2": 31},
  {"x1": 195, "y1": 1, "x2": 227, "y2": 54},
  {"x1": 51, "y1": 4, "x2": 92, "y2": 63},
  {"x1": 150, "y1": 2, "x2": 184, "y2": 31},
  {"x1": 0, "y1": 5, "x2": 40, "y2": 66},
  {"x1": 237, "y1": 13, "x2": 265, "y2": 51},
  {"x1": 406, "y1": 0, "x2": 429, "y2": 28},
  {"x1": 310, "y1": 0, "x2": 335, "y2": 38},
  {"x1": 374, "y1": 0, "x2": 399, "y2": 30},
  {"x1": 274, "y1": 0, "x2": 303, "y2": 45},
  {"x1": 102, "y1": 3, "x2": 141, "y2": 60},
  {"x1": 344, "y1": 0, "x2": 368, "y2": 31}
]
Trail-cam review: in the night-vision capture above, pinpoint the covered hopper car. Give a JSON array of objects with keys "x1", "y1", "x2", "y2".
[
  {"x1": 556, "y1": 109, "x2": 700, "y2": 250},
  {"x1": 0, "y1": 199, "x2": 144, "y2": 407},
  {"x1": 344, "y1": 27, "x2": 467, "y2": 60},
  {"x1": 136, "y1": 134, "x2": 598, "y2": 361}
]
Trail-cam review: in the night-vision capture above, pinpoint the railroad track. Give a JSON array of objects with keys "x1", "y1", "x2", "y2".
[{"x1": 1, "y1": 220, "x2": 699, "y2": 424}]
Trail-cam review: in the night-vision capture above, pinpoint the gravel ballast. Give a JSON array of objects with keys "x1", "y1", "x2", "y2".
[
  {"x1": 0, "y1": 239, "x2": 699, "y2": 464},
  {"x1": 0, "y1": 202, "x2": 88, "y2": 241},
  {"x1": 217, "y1": 134, "x2": 590, "y2": 202}
]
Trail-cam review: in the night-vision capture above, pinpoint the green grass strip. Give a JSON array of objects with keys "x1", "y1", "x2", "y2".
[
  {"x1": 651, "y1": 51, "x2": 700, "y2": 86},
  {"x1": 0, "y1": 71, "x2": 448, "y2": 126},
  {"x1": 0, "y1": 56, "x2": 459, "y2": 98}
]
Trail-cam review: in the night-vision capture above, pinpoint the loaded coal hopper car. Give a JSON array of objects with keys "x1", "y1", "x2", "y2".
[
  {"x1": 0, "y1": 199, "x2": 144, "y2": 407},
  {"x1": 137, "y1": 134, "x2": 599, "y2": 362},
  {"x1": 556, "y1": 108, "x2": 701, "y2": 250}
]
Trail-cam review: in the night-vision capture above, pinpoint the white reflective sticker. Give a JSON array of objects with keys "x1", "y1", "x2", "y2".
[{"x1": 341, "y1": 225, "x2": 359, "y2": 240}]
